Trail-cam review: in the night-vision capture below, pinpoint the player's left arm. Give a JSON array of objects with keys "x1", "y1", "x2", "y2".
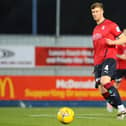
[
  {"x1": 117, "y1": 53, "x2": 126, "y2": 60},
  {"x1": 106, "y1": 24, "x2": 126, "y2": 45},
  {"x1": 107, "y1": 33, "x2": 126, "y2": 45}
]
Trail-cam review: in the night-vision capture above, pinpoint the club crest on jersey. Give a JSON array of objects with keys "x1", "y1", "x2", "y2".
[{"x1": 101, "y1": 25, "x2": 105, "y2": 30}]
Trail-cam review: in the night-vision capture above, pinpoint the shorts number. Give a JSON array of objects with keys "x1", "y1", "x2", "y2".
[{"x1": 104, "y1": 65, "x2": 109, "y2": 71}]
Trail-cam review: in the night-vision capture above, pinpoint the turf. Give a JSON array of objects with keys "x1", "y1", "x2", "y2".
[{"x1": 0, "y1": 107, "x2": 126, "y2": 126}]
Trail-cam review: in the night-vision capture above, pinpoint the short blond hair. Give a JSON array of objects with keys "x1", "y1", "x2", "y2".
[{"x1": 90, "y1": 2, "x2": 104, "y2": 10}]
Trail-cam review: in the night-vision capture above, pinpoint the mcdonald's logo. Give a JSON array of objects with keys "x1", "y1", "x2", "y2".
[{"x1": 0, "y1": 77, "x2": 15, "y2": 98}]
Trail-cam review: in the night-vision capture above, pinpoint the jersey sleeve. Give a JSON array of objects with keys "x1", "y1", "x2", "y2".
[
  {"x1": 111, "y1": 23, "x2": 122, "y2": 37},
  {"x1": 117, "y1": 45, "x2": 123, "y2": 54}
]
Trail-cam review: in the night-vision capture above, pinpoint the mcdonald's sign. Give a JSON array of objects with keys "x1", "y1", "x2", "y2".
[
  {"x1": 0, "y1": 77, "x2": 15, "y2": 98},
  {"x1": 0, "y1": 76, "x2": 126, "y2": 101}
]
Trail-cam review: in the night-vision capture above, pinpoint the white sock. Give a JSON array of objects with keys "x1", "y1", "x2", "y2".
[
  {"x1": 106, "y1": 102, "x2": 113, "y2": 112},
  {"x1": 117, "y1": 104, "x2": 125, "y2": 113}
]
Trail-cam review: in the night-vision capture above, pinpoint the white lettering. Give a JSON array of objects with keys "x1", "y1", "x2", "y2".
[{"x1": 56, "y1": 79, "x2": 95, "y2": 89}]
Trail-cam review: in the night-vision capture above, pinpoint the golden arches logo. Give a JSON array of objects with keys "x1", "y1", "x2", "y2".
[{"x1": 0, "y1": 77, "x2": 15, "y2": 98}]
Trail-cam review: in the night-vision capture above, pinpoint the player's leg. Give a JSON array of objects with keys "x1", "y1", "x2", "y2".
[
  {"x1": 94, "y1": 64, "x2": 117, "y2": 109},
  {"x1": 106, "y1": 102, "x2": 113, "y2": 112},
  {"x1": 106, "y1": 70, "x2": 122, "y2": 112},
  {"x1": 106, "y1": 70, "x2": 123, "y2": 112},
  {"x1": 100, "y1": 58, "x2": 126, "y2": 118},
  {"x1": 98, "y1": 84, "x2": 117, "y2": 109}
]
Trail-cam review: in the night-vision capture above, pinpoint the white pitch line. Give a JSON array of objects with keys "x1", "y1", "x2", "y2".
[
  {"x1": 30, "y1": 113, "x2": 104, "y2": 117},
  {"x1": 76, "y1": 116, "x2": 103, "y2": 119},
  {"x1": 29, "y1": 113, "x2": 112, "y2": 120},
  {"x1": 30, "y1": 114, "x2": 55, "y2": 117},
  {"x1": 76, "y1": 113, "x2": 107, "y2": 116}
]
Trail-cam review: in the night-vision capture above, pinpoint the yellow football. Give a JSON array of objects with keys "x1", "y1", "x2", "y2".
[{"x1": 57, "y1": 107, "x2": 74, "y2": 124}]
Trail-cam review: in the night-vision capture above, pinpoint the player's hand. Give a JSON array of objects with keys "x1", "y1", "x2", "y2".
[{"x1": 106, "y1": 39, "x2": 115, "y2": 45}]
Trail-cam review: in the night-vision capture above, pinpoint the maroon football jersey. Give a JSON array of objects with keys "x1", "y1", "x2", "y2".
[{"x1": 92, "y1": 19, "x2": 122, "y2": 65}]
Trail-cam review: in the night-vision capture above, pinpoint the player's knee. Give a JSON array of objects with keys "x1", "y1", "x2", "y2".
[{"x1": 100, "y1": 76, "x2": 111, "y2": 85}]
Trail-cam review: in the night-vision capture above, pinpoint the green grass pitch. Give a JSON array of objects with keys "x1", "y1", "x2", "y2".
[{"x1": 0, "y1": 107, "x2": 126, "y2": 126}]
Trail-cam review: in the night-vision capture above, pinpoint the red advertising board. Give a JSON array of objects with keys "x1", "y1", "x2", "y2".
[
  {"x1": 35, "y1": 47, "x2": 94, "y2": 66},
  {"x1": 0, "y1": 76, "x2": 126, "y2": 101}
]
